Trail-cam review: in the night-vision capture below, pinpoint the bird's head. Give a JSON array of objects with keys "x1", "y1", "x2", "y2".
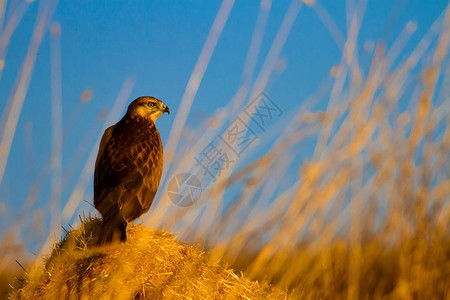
[{"x1": 127, "y1": 96, "x2": 170, "y2": 122}]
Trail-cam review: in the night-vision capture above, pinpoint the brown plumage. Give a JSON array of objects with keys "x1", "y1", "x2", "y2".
[{"x1": 94, "y1": 96, "x2": 170, "y2": 245}]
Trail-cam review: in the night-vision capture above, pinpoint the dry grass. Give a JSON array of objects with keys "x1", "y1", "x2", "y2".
[
  {"x1": 10, "y1": 218, "x2": 288, "y2": 299},
  {"x1": 224, "y1": 232, "x2": 450, "y2": 299}
]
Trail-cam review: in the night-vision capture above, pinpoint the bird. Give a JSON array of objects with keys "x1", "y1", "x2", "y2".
[{"x1": 94, "y1": 96, "x2": 170, "y2": 245}]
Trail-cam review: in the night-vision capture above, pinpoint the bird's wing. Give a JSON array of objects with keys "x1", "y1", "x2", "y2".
[
  {"x1": 94, "y1": 127, "x2": 163, "y2": 221},
  {"x1": 134, "y1": 133, "x2": 163, "y2": 211},
  {"x1": 94, "y1": 125, "x2": 123, "y2": 214},
  {"x1": 95, "y1": 125, "x2": 114, "y2": 170}
]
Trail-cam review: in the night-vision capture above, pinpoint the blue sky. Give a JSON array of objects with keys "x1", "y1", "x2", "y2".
[{"x1": 0, "y1": 0, "x2": 448, "y2": 242}]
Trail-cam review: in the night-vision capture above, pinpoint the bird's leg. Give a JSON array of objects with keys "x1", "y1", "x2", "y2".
[
  {"x1": 120, "y1": 220, "x2": 128, "y2": 242},
  {"x1": 97, "y1": 212, "x2": 127, "y2": 245}
]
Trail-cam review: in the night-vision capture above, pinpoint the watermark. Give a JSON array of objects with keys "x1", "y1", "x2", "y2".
[
  {"x1": 168, "y1": 92, "x2": 283, "y2": 206},
  {"x1": 167, "y1": 173, "x2": 202, "y2": 207}
]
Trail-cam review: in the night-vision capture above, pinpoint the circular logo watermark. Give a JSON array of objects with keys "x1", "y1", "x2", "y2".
[{"x1": 167, "y1": 173, "x2": 202, "y2": 207}]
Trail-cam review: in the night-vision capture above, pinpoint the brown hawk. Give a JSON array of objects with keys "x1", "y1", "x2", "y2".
[{"x1": 94, "y1": 96, "x2": 170, "y2": 245}]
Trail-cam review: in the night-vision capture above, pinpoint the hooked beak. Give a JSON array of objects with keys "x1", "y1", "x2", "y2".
[{"x1": 163, "y1": 106, "x2": 170, "y2": 115}]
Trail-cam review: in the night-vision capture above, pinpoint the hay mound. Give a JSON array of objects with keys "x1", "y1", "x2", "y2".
[{"x1": 10, "y1": 218, "x2": 287, "y2": 299}]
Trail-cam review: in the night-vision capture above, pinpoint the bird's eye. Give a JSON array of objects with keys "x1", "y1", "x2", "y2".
[{"x1": 148, "y1": 102, "x2": 155, "y2": 107}]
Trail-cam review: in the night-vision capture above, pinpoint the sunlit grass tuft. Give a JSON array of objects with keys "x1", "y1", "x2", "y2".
[{"x1": 10, "y1": 217, "x2": 288, "y2": 299}]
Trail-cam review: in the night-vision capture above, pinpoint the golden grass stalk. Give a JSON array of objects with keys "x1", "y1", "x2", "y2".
[{"x1": 0, "y1": 0, "x2": 58, "y2": 185}]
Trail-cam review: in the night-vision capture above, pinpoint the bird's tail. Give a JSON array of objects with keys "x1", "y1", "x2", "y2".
[{"x1": 96, "y1": 214, "x2": 127, "y2": 246}]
